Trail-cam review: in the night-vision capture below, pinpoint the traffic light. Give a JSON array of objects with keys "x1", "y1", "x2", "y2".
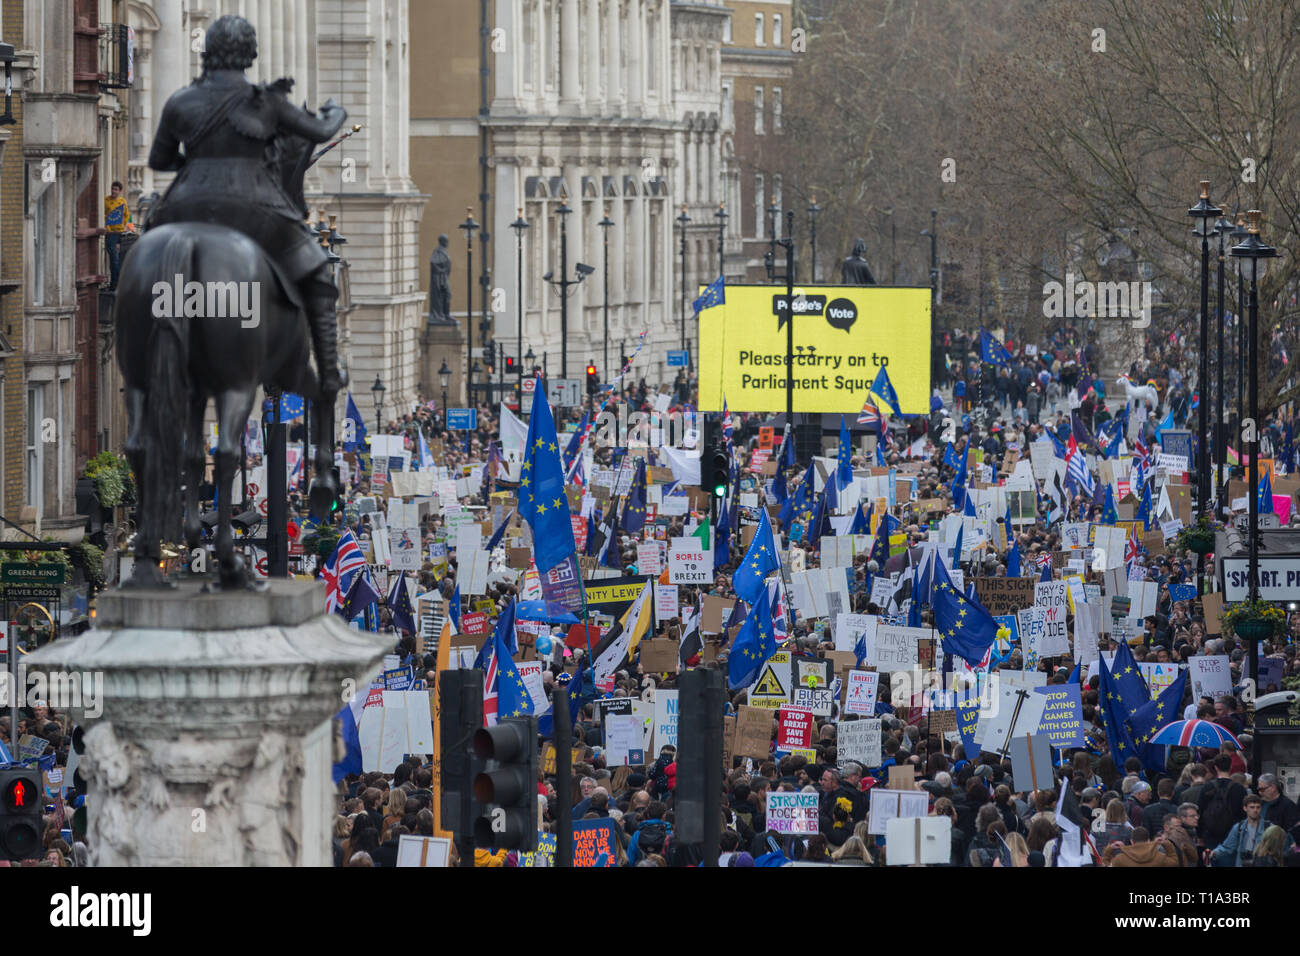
[
  {"x1": 0, "y1": 769, "x2": 42, "y2": 861},
  {"x1": 483, "y1": 343, "x2": 495, "y2": 363},
  {"x1": 504, "y1": 355, "x2": 517, "y2": 374},
  {"x1": 675, "y1": 667, "x2": 725, "y2": 849},
  {"x1": 702, "y1": 415, "x2": 729, "y2": 498},
  {"x1": 471, "y1": 716, "x2": 538, "y2": 852},
  {"x1": 439, "y1": 669, "x2": 484, "y2": 841},
  {"x1": 586, "y1": 363, "x2": 599, "y2": 397}
]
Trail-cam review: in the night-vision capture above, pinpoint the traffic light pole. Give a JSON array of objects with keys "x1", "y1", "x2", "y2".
[{"x1": 553, "y1": 681, "x2": 573, "y2": 867}]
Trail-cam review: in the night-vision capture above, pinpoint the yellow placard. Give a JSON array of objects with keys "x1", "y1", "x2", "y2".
[{"x1": 698, "y1": 284, "x2": 932, "y2": 413}]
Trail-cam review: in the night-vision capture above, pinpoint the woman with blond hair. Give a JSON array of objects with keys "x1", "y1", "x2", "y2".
[
  {"x1": 380, "y1": 788, "x2": 406, "y2": 843},
  {"x1": 830, "y1": 835, "x2": 875, "y2": 865}
]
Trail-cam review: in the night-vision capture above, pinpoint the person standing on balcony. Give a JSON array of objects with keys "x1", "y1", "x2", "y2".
[{"x1": 103, "y1": 180, "x2": 133, "y2": 290}]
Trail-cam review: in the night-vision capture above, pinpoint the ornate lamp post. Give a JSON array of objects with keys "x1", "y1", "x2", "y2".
[
  {"x1": 1188, "y1": 181, "x2": 1222, "y2": 520},
  {"x1": 370, "y1": 375, "x2": 386, "y2": 435},
  {"x1": 1213, "y1": 210, "x2": 1234, "y2": 517},
  {"x1": 599, "y1": 207, "x2": 615, "y2": 380},
  {"x1": 714, "y1": 201, "x2": 727, "y2": 279},
  {"x1": 459, "y1": 208, "x2": 479, "y2": 405},
  {"x1": 510, "y1": 209, "x2": 529, "y2": 401},
  {"x1": 808, "y1": 196, "x2": 821, "y2": 282}
]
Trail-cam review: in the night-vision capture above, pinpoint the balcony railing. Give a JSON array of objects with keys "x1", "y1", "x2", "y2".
[{"x1": 99, "y1": 23, "x2": 133, "y2": 90}]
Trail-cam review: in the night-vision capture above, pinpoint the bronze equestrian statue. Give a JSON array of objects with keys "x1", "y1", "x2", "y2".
[{"x1": 117, "y1": 14, "x2": 345, "y2": 589}]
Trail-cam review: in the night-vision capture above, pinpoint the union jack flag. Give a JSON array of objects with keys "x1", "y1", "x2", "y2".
[
  {"x1": 721, "y1": 396, "x2": 734, "y2": 446},
  {"x1": 858, "y1": 399, "x2": 883, "y2": 430},
  {"x1": 1124, "y1": 523, "x2": 1140, "y2": 569},
  {"x1": 1036, "y1": 552, "x2": 1053, "y2": 569},
  {"x1": 322, "y1": 529, "x2": 368, "y2": 615},
  {"x1": 482, "y1": 644, "x2": 500, "y2": 726}
]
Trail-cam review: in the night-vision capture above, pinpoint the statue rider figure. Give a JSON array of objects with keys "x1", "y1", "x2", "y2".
[
  {"x1": 841, "y1": 238, "x2": 877, "y2": 286},
  {"x1": 146, "y1": 15, "x2": 346, "y2": 396}
]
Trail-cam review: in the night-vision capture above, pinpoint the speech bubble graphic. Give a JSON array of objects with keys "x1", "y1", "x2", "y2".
[{"x1": 825, "y1": 297, "x2": 857, "y2": 332}]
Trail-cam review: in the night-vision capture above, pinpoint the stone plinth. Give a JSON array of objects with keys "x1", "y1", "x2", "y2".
[{"x1": 24, "y1": 579, "x2": 389, "y2": 867}]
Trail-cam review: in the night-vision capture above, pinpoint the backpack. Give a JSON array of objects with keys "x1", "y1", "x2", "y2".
[
  {"x1": 1200, "y1": 779, "x2": 1235, "y2": 843},
  {"x1": 637, "y1": 821, "x2": 670, "y2": 858}
]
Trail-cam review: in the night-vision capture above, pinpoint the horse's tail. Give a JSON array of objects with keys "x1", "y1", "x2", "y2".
[{"x1": 139, "y1": 231, "x2": 195, "y2": 546}]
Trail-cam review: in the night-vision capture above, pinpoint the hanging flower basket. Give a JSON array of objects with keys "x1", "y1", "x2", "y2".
[
  {"x1": 1224, "y1": 599, "x2": 1286, "y2": 641},
  {"x1": 1173, "y1": 517, "x2": 1216, "y2": 556}
]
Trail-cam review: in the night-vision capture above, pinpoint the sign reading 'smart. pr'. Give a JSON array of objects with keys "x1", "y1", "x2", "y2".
[
  {"x1": 1221, "y1": 557, "x2": 1300, "y2": 602},
  {"x1": 697, "y1": 284, "x2": 931, "y2": 414}
]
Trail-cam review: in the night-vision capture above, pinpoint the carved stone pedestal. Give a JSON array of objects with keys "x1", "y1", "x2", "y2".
[{"x1": 24, "y1": 579, "x2": 389, "y2": 866}]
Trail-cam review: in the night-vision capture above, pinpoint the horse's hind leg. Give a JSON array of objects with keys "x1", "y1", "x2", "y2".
[
  {"x1": 183, "y1": 391, "x2": 208, "y2": 559},
  {"x1": 120, "y1": 385, "x2": 169, "y2": 588}
]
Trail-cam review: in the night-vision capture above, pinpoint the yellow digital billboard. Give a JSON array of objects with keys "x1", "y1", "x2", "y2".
[{"x1": 697, "y1": 284, "x2": 932, "y2": 414}]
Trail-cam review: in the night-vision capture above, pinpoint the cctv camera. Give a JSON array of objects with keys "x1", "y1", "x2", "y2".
[
  {"x1": 576, "y1": 263, "x2": 595, "y2": 276},
  {"x1": 543, "y1": 270, "x2": 554, "y2": 281}
]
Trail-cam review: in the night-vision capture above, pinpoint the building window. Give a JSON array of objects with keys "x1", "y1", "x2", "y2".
[
  {"x1": 647, "y1": 8, "x2": 657, "y2": 90},
  {"x1": 723, "y1": 13, "x2": 732, "y2": 43},
  {"x1": 721, "y1": 82, "x2": 732, "y2": 127},
  {"x1": 25, "y1": 385, "x2": 42, "y2": 509},
  {"x1": 754, "y1": 86, "x2": 764, "y2": 134},
  {"x1": 774, "y1": 174, "x2": 783, "y2": 222},
  {"x1": 773, "y1": 87, "x2": 782, "y2": 132},
  {"x1": 773, "y1": 14, "x2": 782, "y2": 48},
  {"x1": 754, "y1": 173, "x2": 764, "y2": 236},
  {"x1": 754, "y1": 13, "x2": 764, "y2": 46}
]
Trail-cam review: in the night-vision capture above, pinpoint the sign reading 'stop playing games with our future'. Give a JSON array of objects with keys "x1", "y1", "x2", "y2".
[{"x1": 697, "y1": 285, "x2": 932, "y2": 414}]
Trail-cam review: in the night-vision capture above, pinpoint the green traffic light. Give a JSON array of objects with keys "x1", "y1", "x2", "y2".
[{"x1": 714, "y1": 484, "x2": 726, "y2": 498}]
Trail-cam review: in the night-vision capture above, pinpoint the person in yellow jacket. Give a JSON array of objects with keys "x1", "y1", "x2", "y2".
[{"x1": 102, "y1": 180, "x2": 133, "y2": 289}]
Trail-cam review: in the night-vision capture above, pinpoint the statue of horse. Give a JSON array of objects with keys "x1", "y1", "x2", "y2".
[
  {"x1": 1116, "y1": 375, "x2": 1160, "y2": 415},
  {"x1": 115, "y1": 129, "x2": 338, "y2": 591}
]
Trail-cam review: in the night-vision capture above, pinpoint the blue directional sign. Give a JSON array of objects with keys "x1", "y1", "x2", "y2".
[
  {"x1": 667, "y1": 350, "x2": 690, "y2": 367},
  {"x1": 446, "y1": 408, "x2": 477, "y2": 430}
]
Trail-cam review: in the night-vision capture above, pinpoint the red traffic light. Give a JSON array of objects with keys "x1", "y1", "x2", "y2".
[{"x1": 586, "y1": 365, "x2": 597, "y2": 376}]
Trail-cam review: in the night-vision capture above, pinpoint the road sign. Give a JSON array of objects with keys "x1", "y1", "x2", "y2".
[
  {"x1": 667, "y1": 350, "x2": 690, "y2": 367},
  {"x1": 522, "y1": 378, "x2": 537, "y2": 395},
  {"x1": 1, "y1": 563, "x2": 65, "y2": 585},
  {"x1": 446, "y1": 408, "x2": 477, "y2": 430},
  {"x1": 548, "y1": 379, "x2": 582, "y2": 408}
]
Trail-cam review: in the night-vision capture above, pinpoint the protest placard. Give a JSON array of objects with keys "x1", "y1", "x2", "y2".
[
  {"x1": 572, "y1": 819, "x2": 618, "y2": 867},
  {"x1": 604, "y1": 713, "x2": 645, "y2": 766},
  {"x1": 395, "y1": 835, "x2": 452, "y2": 867},
  {"x1": 835, "y1": 612, "x2": 878, "y2": 656},
  {"x1": 977, "y1": 680, "x2": 1047, "y2": 755},
  {"x1": 789, "y1": 685, "x2": 834, "y2": 717},
  {"x1": 668, "y1": 537, "x2": 714, "y2": 584},
  {"x1": 1016, "y1": 606, "x2": 1046, "y2": 669},
  {"x1": 1032, "y1": 684, "x2": 1087, "y2": 749},
  {"x1": 653, "y1": 689, "x2": 679, "y2": 751},
  {"x1": 639, "y1": 639, "x2": 679, "y2": 675},
  {"x1": 843, "y1": 670, "x2": 880, "y2": 715},
  {"x1": 868, "y1": 789, "x2": 930, "y2": 835},
  {"x1": 636, "y1": 542, "x2": 664, "y2": 576},
  {"x1": 885, "y1": 816, "x2": 953, "y2": 866},
  {"x1": 975, "y1": 576, "x2": 1037, "y2": 615},
  {"x1": 766, "y1": 791, "x2": 820, "y2": 835},
  {"x1": 1034, "y1": 580, "x2": 1070, "y2": 657},
  {"x1": 749, "y1": 651, "x2": 792, "y2": 708},
  {"x1": 654, "y1": 583, "x2": 679, "y2": 621},
  {"x1": 838, "y1": 718, "x2": 882, "y2": 767},
  {"x1": 873, "y1": 625, "x2": 926, "y2": 672},
  {"x1": 1007, "y1": 733, "x2": 1056, "y2": 793},
  {"x1": 1139, "y1": 661, "x2": 1182, "y2": 700},
  {"x1": 777, "y1": 706, "x2": 815, "y2": 750},
  {"x1": 1190, "y1": 655, "x2": 1232, "y2": 701},
  {"x1": 735, "y1": 705, "x2": 774, "y2": 759}
]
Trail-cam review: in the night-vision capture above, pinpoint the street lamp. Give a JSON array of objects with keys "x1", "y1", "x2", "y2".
[
  {"x1": 438, "y1": 360, "x2": 451, "y2": 422},
  {"x1": 539, "y1": 201, "x2": 591, "y2": 379},
  {"x1": 510, "y1": 209, "x2": 529, "y2": 401},
  {"x1": 766, "y1": 198, "x2": 779, "y2": 283},
  {"x1": 1232, "y1": 213, "x2": 1249, "y2": 450},
  {"x1": 808, "y1": 197, "x2": 821, "y2": 282},
  {"x1": 1213, "y1": 210, "x2": 1234, "y2": 517},
  {"x1": 1188, "y1": 181, "x2": 1222, "y2": 521},
  {"x1": 920, "y1": 208, "x2": 938, "y2": 299},
  {"x1": 371, "y1": 374, "x2": 386, "y2": 435},
  {"x1": 1229, "y1": 208, "x2": 1277, "y2": 783},
  {"x1": 459, "y1": 207, "x2": 479, "y2": 405},
  {"x1": 714, "y1": 201, "x2": 727, "y2": 280},
  {"x1": 677, "y1": 204, "x2": 691, "y2": 357},
  {"x1": 599, "y1": 207, "x2": 615, "y2": 380},
  {"x1": 525, "y1": 346, "x2": 536, "y2": 376}
]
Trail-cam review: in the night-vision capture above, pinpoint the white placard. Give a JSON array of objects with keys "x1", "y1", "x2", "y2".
[
  {"x1": 835, "y1": 612, "x2": 879, "y2": 656},
  {"x1": 868, "y1": 788, "x2": 930, "y2": 835},
  {"x1": 636, "y1": 541, "x2": 664, "y2": 575},
  {"x1": 1189, "y1": 655, "x2": 1233, "y2": 702},
  {"x1": 653, "y1": 689, "x2": 679, "y2": 751},
  {"x1": 654, "y1": 583, "x2": 679, "y2": 621},
  {"x1": 604, "y1": 713, "x2": 644, "y2": 766},
  {"x1": 873, "y1": 625, "x2": 927, "y2": 672},
  {"x1": 668, "y1": 537, "x2": 714, "y2": 584},
  {"x1": 839, "y1": 718, "x2": 882, "y2": 767},
  {"x1": 844, "y1": 671, "x2": 880, "y2": 715},
  {"x1": 396, "y1": 834, "x2": 452, "y2": 867}
]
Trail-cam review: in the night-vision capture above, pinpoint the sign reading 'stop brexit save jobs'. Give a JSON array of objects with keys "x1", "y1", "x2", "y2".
[{"x1": 697, "y1": 285, "x2": 932, "y2": 413}]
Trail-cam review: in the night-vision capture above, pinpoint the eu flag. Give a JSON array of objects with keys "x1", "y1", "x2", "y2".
[
  {"x1": 620, "y1": 458, "x2": 649, "y2": 532},
  {"x1": 343, "y1": 391, "x2": 368, "y2": 453},
  {"x1": 387, "y1": 571, "x2": 417, "y2": 635},
  {"x1": 520, "y1": 375, "x2": 578, "y2": 573},
  {"x1": 1102, "y1": 485, "x2": 1118, "y2": 525},
  {"x1": 951, "y1": 443, "x2": 969, "y2": 511},
  {"x1": 733, "y1": 508, "x2": 779, "y2": 604},
  {"x1": 837, "y1": 416, "x2": 854, "y2": 488},
  {"x1": 493, "y1": 618, "x2": 534, "y2": 720},
  {"x1": 772, "y1": 464, "x2": 789, "y2": 505},
  {"x1": 1259, "y1": 468, "x2": 1274, "y2": 514},
  {"x1": 849, "y1": 502, "x2": 870, "y2": 536},
  {"x1": 1131, "y1": 666, "x2": 1188, "y2": 748},
  {"x1": 564, "y1": 411, "x2": 589, "y2": 473},
  {"x1": 780, "y1": 430, "x2": 797, "y2": 469},
  {"x1": 728, "y1": 583, "x2": 775, "y2": 691},
  {"x1": 1138, "y1": 478, "x2": 1153, "y2": 531},
  {"x1": 1097, "y1": 643, "x2": 1145, "y2": 766},
  {"x1": 943, "y1": 442, "x2": 960, "y2": 471},
  {"x1": 539, "y1": 667, "x2": 591, "y2": 738},
  {"x1": 979, "y1": 328, "x2": 1012, "y2": 368},
  {"x1": 931, "y1": 554, "x2": 998, "y2": 666},
  {"x1": 870, "y1": 365, "x2": 901, "y2": 416},
  {"x1": 343, "y1": 564, "x2": 382, "y2": 621},
  {"x1": 693, "y1": 275, "x2": 726, "y2": 314}
]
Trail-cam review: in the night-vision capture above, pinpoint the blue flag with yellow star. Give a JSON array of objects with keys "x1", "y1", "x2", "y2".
[
  {"x1": 1130, "y1": 666, "x2": 1188, "y2": 771},
  {"x1": 1097, "y1": 645, "x2": 1143, "y2": 767},
  {"x1": 519, "y1": 376, "x2": 577, "y2": 574},
  {"x1": 1102, "y1": 484, "x2": 1118, "y2": 525},
  {"x1": 620, "y1": 458, "x2": 649, "y2": 532},
  {"x1": 1259, "y1": 468, "x2": 1274, "y2": 514},
  {"x1": 870, "y1": 365, "x2": 901, "y2": 416},
  {"x1": 733, "y1": 508, "x2": 779, "y2": 605},
  {"x1": 837, "y1": 416, "x2": 854, "y2": 488},
  {"x1": 728, "y1": 583, "x2": 775, "y2": 691},
  {"x1": 492, "y1": 622, "x2": 534, "y2": 721},
  {"x1": 930, "y1": 552, "x2": 998, "y2": 667}
]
